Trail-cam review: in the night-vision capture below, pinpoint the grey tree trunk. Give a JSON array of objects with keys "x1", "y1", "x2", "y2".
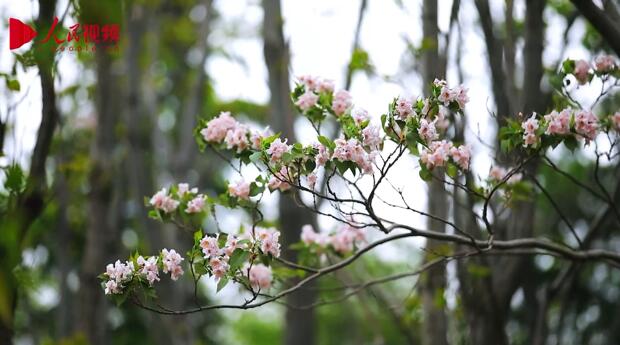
[
  {"x1": 77, "y1": 1, "x2": 123, "y2": 342},
  {"x1": 78, "y1": 46, "x2": 122, "y2": 345},
  {"x1": 419, "y1": 1, "x2": 449, "y2": 345},
  {"x1": 262, "y1": 1, "x2": 317, "y2": 344},
  {"x1": 457, "y1": 0, "x2": 546, "y2": 344}
]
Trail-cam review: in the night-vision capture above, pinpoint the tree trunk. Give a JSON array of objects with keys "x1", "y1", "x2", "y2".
[
  {"x1": 418, "y1": 2, "x2": 450, "y2": 345},
  {"x1": 457, "y1": 0, "x2": 545, "y2": 343},
  {"x1": 77, "y1": 16, "x2": 123, "y2": 343},
  {"x1": 262, "y1": 1, "x2": 317, "y2": 344}
]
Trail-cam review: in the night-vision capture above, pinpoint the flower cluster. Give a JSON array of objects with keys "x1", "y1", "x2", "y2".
[
  {"x1": 102, "y1": 248, "x2": 185, "y2": 295},
  {"x1": 228, "y1": 180, "x2": 251, "y2": 200},
  {"x1": 565, "y1": 55, "x2": 617, "y2": 85},
  {"x1": 161, "y1": 249, "x2": 184, "y2": 281},
  {"x1": 300, "y1": 223, "x2": 366, "y2": 254},
  {"x1": 333, "y1": 138, "x2": 378, "y2": 174},
  {"x1": 510, "y1": 108, "x2": 608, "y2": 150},
  {"x1": 435, "y1": 79, "x2": 469, "y2": 110},
  {"x1": 104, "y1": 260, "x2": 134, "y2": 295},
  {"x1": 420, "y1": 140, "x2": 471, "y2": 171},
  {"x1": 332, "y1": 90, "x2": 353, "y2": 116},
  {"x1": 244, "y1": 263, "x2": 273, "y2": 290},
  {"x1": 200, "y1": 111, "x2": 269, "y2": 152},
  {"x1": 522, "y1": 114, "x2": 540, "y2": 147},
  {"x1": 383, "y1": 79, "x2": 471, "y2": 179},
  {"x1": 149, "y1": 183, "x2": 206, "y2": 215},
  {"x1": 197, "y1": 228, "x2": 280, "y2": 289}
]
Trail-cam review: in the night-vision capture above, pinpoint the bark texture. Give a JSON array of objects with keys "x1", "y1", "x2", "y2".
[
  {"x1": 262, "y1": 1, "x2": 318, "y2": 344},
  {"x1": 419, "y1": 1, "x2": 449, "y2": 345}
]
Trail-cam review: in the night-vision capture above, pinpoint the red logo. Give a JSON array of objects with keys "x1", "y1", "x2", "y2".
[
  {"x1": 9, "y1": 17, "x2": 119, "y2": 53},
  {"x1": 9, "y1": 18, "x2": 37, "y2": 50}
]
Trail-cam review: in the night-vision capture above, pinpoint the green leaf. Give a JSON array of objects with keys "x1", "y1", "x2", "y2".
[
  {"x1": 228, "y1": 249, "x2": 250, "y2": 271},
  {"x1": 249, "y1": 151, "x2": 263, "y2": 162},
  {"x1": 6, "y1": 79, "x2": 20, "y2": 92},
  {"x1": 194, "y1": 230, "x2": 203, "y2": 243},
  {"x1": 217, "y1": 233, "x2": 228, "y2": 248},
  {"x1": 4, "y1": 164, "x2": 25, "y2": 193},
  {"x1": 563, "y1": 136, "x2": 579, "y2": 152},
  {"x1": 446, "y1": 163, "x2": 458, "y2": 179},
  {"x1": 317, "y1": 135, "x2": 334, "y2": 150},
  {"x1": 216, "y1": 277, "x2": 229, "y2": 292},
  {"x1": 419, "y1": 167, "x2": 432, "y2": 181},
  {"x1": 562, "y1": 59, "x2": 575, "y2": 74},
  {"x1": 194, "y1": 263, "x2": 208, "y2": 275}
]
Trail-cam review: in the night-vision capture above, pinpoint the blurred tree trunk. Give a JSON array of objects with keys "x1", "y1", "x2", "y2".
[
  {"x1": 262, "y1": 1, "x2": 317, "y2": 345},
  {"x1": 419, "y1": 1, "x2": 449, "y2": 345},
  {"x1": 0, "y1": 0, "x2": 59, "y2": 342},
  {"x1": 77, "y1": 2, "x2": 123, "y2": 344},
  {"x1": 570, "y1": 0, "x2": 620, "y2": 56},
  {"x1": 457, "y1": 1, "x2": 546, "y2": 344}
]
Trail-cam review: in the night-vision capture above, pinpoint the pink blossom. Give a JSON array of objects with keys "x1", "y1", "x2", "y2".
[
  {"x1": 200, "y1": 236, "x2": 221, "y2": 258},
  {"x1": 438, "y1": 86, "x2": 456, "y2": 106},
  {"x1": 421, "y1": 99, "x2": 431, "y2": 117},
  {"x1": 521, "y1": 114, "x2": 540, "y2": 147},
  {"x1": 450, "y1": 145, "x2": 471, "y2": 171},
  {"x1": 594, "y1": 55, "x2": 616, "y2": 73},
  {"x1": 352, "y1": 107, "x2": 370, "y2": 124},
  {"x1": 332, "y1": 90, "x2": 353, "y2": 116},
  {"x1": 256, "y1": 228, "x2": 281, "y2": 257},
  {"x1": 317, "y1": 79, "x2": 335, "y2": 93},
  {"x1": 268, "y1": 166, "x2": 292, "y2": 191},
  {"x1": 250, "y1": 127, "x2": 271, "y2": 150},
  {"x1": 186, "y1": 195, "x2": 206, "y2": 213},
  {"x1": 314, "y1": 143, "x2": 331, "y2": 166},
  {"x1": 177, "y1": 183, "x2": 197, "y2": 197},
  {"x1": 435, "y1": 106, "x2": 450, "y2": 130},
  {"x1": 161, "y1": 249, "x2": 184, "y2": 281},
  {"x1": 489, "y1": 166, "x2": 507, "y2": 181},
  {"x1": 544, "y1": 109, "x2": 571, "y2": 135},
  {"x1": 396, "y1": 96, "x2": 413, "y2": 119},
  {"x1": 106, "y1": 260, "x2": 134, "y2": 284},
  {"x1": 333, "y1": 138, "x2": 377, "y2": 174},
  {"x1": 201, "y1": 111, "x2": 237, "y2": 143},
  {"x1": 330, "y1": 224, "x2": 365, "y2": 253},
  {"x1": 104, "y1": 280, "x2": 121, "y2": 295},
  {"x1": 307, "y1": 172, "x2": 318, "y2": 189},
  {"x1": 137, "y1": 256, "x2": 160, "y2": 286},
  {"x1": 267, "y1": 138, "x2": 291, "y2": 163},
  {"x1": 418, "y1": 119, "x2": 438, "y2": 143},
  {"x1": 224, "y1": 125, "x2": 249, "y2": 152},
  {"x1": 245, "y1": 263, "x2": 273, "y2": 290},
  {"x1": 150, "y1": 188, "x2": 180, "y2": 213},
  {"x1": 223, "y1": 235, "x2": 239, "y2": 256},
  {"x1": 298, "y1": 75, "x2": 319, "y2": 91},
  {"x1": 209, "y1": 257, "x2": 229, "y2": 280},
  {"x1": 301, "y1": 224, "x2": 318, "y2": 245},
  {"x1": 362, "y1": 125, "x2": 382, "y2": 150},
  {"x1": 149, "y1": 188, "x2": 167, "y2": 209},
  {"x1": 433, "y1": 79, "x2": 447, "y2": 87},
  {"x1": 228, "y1": 180, "x2": 251, "y2": 200},
  {"x1": 573, "y1": 60, "x2": 590, "y2": 85},
  {"x1": 574, "y1": 110, "x2": 598, "y2": 142},
  {"x1": 295, "y1": 91, "x2": 319, "y2": 111},
  {"x1": 455, "y1": 85, "x2": 469, "y2": 110},
  {"x1": 420, "y1": 140, "x2": 453, "y2": 169}
]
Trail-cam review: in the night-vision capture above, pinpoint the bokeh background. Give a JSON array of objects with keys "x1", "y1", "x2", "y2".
[{"x1": 1, "y1": 0, "x2": 619, "y2": 344}]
